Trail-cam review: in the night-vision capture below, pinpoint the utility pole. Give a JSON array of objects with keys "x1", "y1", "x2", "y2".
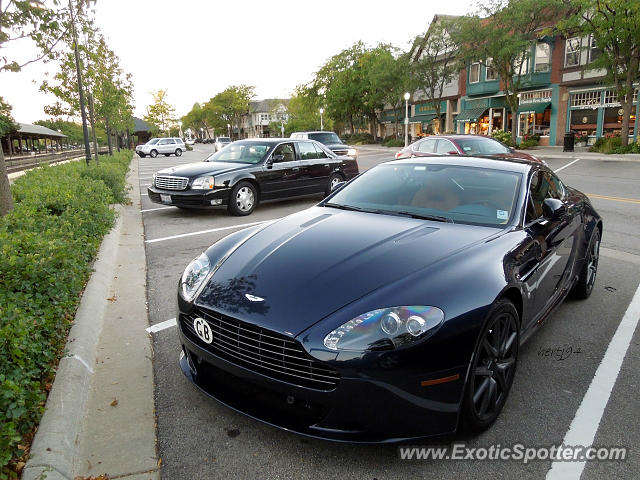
[{"x1": 68, "y1": 0, "x2": 91, "y2": 165}]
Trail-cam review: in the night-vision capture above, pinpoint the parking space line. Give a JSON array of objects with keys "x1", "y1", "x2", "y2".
[
  {"x1": 586, "y1": 193, "x2": 640, "y2": 205},
  {"x1": 554, "y1": 158, "x2": 581, "y2": 173},
  {"x1": 546, "y1": 281, "x2": 640, "y2": 480},
  {"x1": 146, "y1": 318, "x2": 177, "y2": 334},
  {"x1": 141, "y1": 206, "x2": 174, "y2": 213},
  {"x1": 145, "y1": 220, "x2": 273, "y2": 244}
]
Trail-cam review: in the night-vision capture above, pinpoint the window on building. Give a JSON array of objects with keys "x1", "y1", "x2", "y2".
[
  {"x1": 469, "y1": 63, "x2": 480, "y2": 83},
  {"x1": 571, "y1": 91, "x2": 601, "y2": 107},
  {"x1": 534, "y1": 43, "x2": 550, "y2": 72},
  {"x1": 515, "y1": 53, "x2": 529, "y2": 75},
  {"x1": 588, "y1": 35, "x2": 600, "y2": 63},
  {"x1": 569, "y1": 109, "x2": 598, "y2": 137},
  {"x1": 486, "y1": 58, "x2": 497, "y2": 80},
  {"x1": 518, "y1": 112, "x2": 535, "y2": 137},
  {"x1": 518, "y1": 108, "x2": 551, "y2": 137},
  {"x1": 565, "y1": 37, "x2": 581, "y2": 67}
]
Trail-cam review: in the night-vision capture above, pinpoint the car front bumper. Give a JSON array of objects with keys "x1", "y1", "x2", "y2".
[
  {"x1": 177, "y1": 308, "x2": 467, "y2": 443},
  {"x1": 147, "y1": 186, "x2": 231, "y2": 207}
]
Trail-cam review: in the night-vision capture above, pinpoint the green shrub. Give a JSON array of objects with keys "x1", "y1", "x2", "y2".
[
  {"x1": 343, "y1": 132, "x2": 374, "y2": 145},
  {"x1": 383, "y1": 137, "x2": 404, "y2": 147},
  {"x1": 587, "y1": 135, "x2": 640, "y2": 154},
  {"x1": 490, "y1": 129, "x2": 514, "y2": 147},
  {"x1": 0, "y1": 151, "x2": 132, "y2": 476}
]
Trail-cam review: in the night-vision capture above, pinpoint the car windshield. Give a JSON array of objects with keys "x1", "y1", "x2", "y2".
[
  {"x1": 326, "y1": 163, "x2": 522, "y2": 227},
  {"x1": 455, "y1": 137, "x2": 511, "y2": 155},
  {"x1": 309, "y1": 132, "x2": 342, "y2": 144},
  {"x1": 218, "y1": 137, "x2": 230, "y2": 142},
  {"x1": 205, "y1": 141, "x2": 270, "y2": 164},
  {"x1": 146, "y1": 138, "x2": 159, "y2": 145}
]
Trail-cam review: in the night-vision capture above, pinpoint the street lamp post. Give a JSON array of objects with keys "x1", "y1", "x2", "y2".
[
  {"x1": 227, "y1": 123, "x2": 231, "y2": 139},
  {"x1": 404, "y1": 92, "x2": 410, "y2": 147},
  {"x1": 319, "y1": 108, "x2": 324, "y2": 131}
]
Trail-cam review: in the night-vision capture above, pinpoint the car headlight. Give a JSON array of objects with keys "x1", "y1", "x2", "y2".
[
  {"x1": 191, "y1": 175, "x2": 214, "y2": 190},
  {"x1": 347, "y1": 148, "x2": 357, "y2": 156},
  {"x1": 180, "y1": 253, "x2": 211, "y2": 301},
  {"x1": 323, "y1": 306, "x2": 444, "y2": 351}
]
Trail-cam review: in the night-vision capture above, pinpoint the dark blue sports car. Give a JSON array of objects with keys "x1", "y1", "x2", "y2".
[{"x1": 175, "y1": 155, "x2": 602, "y2": 442}]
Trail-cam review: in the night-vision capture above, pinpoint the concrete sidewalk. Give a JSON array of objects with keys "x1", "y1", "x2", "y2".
[
  {"x1": 524, "y1": 145, "x2": 640, "y2": 161},
  {"x1": 23, "y1": 156, "x2": 158, "y2": 480}
]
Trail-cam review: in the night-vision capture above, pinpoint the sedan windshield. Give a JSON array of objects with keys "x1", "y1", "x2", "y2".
[
  {"x1": 205, "y1": 141, "x2": 270, "y2": 164},
  {"x1": 326, "y1": 163, "x2": 522, "y2": 227},
  {"x1": 455, "y1": 137, "x2": 511, "y2": 155},
  {"x1": 309, "y1": 132, "x2": 342, "y2": 144}
]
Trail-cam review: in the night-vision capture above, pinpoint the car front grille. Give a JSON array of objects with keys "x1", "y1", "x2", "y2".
[
  {"x1": 181, "y1": 308, "x2": 340, "y2": 391},
  {"x1": 155, "y1": 175, "x2": 188, "y2": 190}
]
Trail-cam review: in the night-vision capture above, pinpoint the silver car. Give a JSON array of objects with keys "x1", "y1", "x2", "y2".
[
  {"x1": 214, "y1": 136, "x2": 232, "y2": 152},
  {"x1": 136, "y1": 137, "x2": 186, "y2": 158}
]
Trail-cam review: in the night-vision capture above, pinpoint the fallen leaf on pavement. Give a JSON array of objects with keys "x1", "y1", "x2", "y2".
[
  {"x1": 106, "y1": 295, "x2": 117, "y2": 303},
  {"x1": 110, "y1": 399, "x2": 118, "y2": 407}
]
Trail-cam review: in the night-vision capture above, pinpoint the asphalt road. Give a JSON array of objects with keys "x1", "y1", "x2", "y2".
[{"x1": 139, "y1": 143, "x2": 639, "y2": 479}]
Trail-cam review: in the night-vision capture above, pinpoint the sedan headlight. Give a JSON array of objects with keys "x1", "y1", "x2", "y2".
[
  {"x1": 180, "y1": 253, "x2": 211, "y2": 301},
  {"x1": 347, "y1": 148, "x2": 357, "y2": 157},
  {"x1": 323, "y1": 306, "x2": 444, "y2": 351},
  {"x1": 191, "y1": 175, "x2": 215, "y2": 190}
]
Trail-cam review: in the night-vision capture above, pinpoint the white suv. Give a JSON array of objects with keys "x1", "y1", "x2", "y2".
[{"x1": 136, "y1": 137, "x2": 186, "y2": 158}]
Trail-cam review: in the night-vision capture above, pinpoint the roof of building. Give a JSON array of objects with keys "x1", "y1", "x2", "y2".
[
  {"x1": 16, "y1": 123, "x2": 67, "y2": 138},
  {"x1": 133, "y1": 116, "x2": 155, "y2": 133},
  {"x1": 249, "y1": 99, "x2": 290, "y2": 113}
]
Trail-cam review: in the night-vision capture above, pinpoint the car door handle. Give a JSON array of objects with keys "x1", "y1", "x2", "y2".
[{"x1": 292, "y1": 167, "x2": 300, "y2": 171}]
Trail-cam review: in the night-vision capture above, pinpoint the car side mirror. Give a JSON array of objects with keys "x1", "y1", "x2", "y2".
[
  {"x1": 509, "y1": 147, "x2": 516, "y2": 153},
  {"x1": 542, "y1": 198, "x2": 566, "y2": 220}
]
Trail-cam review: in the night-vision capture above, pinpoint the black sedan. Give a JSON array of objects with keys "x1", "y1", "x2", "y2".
[
  {"x1": 147, "y1": 139, "x2": 359, "y2": 215},
  {"x1": 175, "y1": 156, "x2": 602, "y2": 442}
]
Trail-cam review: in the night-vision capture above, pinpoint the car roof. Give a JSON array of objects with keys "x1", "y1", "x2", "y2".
[
  {"x1": 387, "y1": 155, "x2": 535, "y2": 173},
  {"x1": 291, "y1": 131, "x2": 336, "y2": 135}
]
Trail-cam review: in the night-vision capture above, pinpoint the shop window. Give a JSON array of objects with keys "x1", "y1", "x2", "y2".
[
  {"x1": 570, "y1": 109, "x2": 598, "y2": 137},
  {"x1": 565, "y1": 37, "x2": 581, "y2": 67},
  {"x1": 515, "y1": 53, "x2": 529, "y2": 75},
  {"x1": 588, "y1": 35, "x2": 600, "y2": 63},
  {"x1": 469, "y1": 63, "x2": 480, "y2": 83},
  {"x1": 486, "y1": 58, "x2": 497, "y2": 80},
  {"x1": 534, "y1": 43, "x2": 550, "y2": 72},
  {"x1": 518, "y1": 112, "x2": 535, "y2": 137},
  {"x1": 534, "y1": 109, "x2": 551, "y2": 136},
  {"x1": 603, "y1": 107, "x2": 636, "y2": 137}
]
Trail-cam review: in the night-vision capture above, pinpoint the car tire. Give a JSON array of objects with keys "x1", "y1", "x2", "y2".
[
  {"x1": 325, "y1": 172, "x2": 344, "y2": 197},
  {"x1": 572, "y1": 228, "x2": 600, "y2": 299},
  {"x1": 138, "y1": 153, "x2": 146, "y2": 158},
  {"x1": 175, "y1": 148, "x2": 182, "y2": 157},
  {"x1": 164, "y1": 154, "x2": 170, "y2": 157},
  {"x1": 461, "y1": 299, "x2": 519, "y2": 434},
  {"x1": 228, "y1": 181, "x2": 257, "y2": 216},
  {"x1": 150, "y1": 149, "x2": 158, "y2": 158}
]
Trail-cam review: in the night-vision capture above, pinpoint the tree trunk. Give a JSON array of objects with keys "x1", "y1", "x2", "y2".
[
  {"x1": 0, "y1": 147, "x2": 14, "y2": 216},
  {"x1": 620, "y1": 66, "x2": 636, "y2": 147},
  {"x1": 87, "y1": 92, "x2": 99, "y2": 164},
  {"x1": 434, "y1": 105, "x2": 441, "y2": 134},
  {"x1": 106, "y1": 119, "x2": 113, "y2": 156}
]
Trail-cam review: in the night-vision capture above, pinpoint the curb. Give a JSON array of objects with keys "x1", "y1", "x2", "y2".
[{"x1": 21, "y1": 205, "x2": 124, "y2": 480}]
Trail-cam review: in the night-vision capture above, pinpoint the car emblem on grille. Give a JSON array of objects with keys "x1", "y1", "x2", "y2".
[{"x1": 245, "y1": 294, "x2": 264, "y2": 302}]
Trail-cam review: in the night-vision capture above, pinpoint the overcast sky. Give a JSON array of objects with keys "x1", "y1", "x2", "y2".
[{"x1": 2, "y1": 0, "x2": 473, "y2": 123}]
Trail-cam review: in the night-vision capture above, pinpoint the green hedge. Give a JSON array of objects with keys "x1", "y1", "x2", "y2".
[
  {"x1": 588, "y1": 135, "x2": 640, "y2": 154},
  {"x1": 0, "y1": 151, "x2": 132, "y2": 477}
]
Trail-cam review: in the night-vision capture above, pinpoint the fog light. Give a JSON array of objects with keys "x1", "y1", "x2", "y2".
[{"x1": 210, "y1": 199, "x2": 222, "y2": 205}]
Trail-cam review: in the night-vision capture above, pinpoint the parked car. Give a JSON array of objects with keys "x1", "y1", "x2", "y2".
[
  {"x1": 147, "y1": 138, "x2": 359, "y2": 215},
  {"x1": 214, "y1": 136, "x2": 232, "y2": 151},
  {"x1": 395, "y1": 134, "x2": 543, "y2": 163},
  {"x1": 174, "y1": 154, "x2": 601, "y2": 441},
  {"x1": 136, "y1": 137, "x2": 186, "y2": 158},
  {"x1": 290, "y1": 131, "x2": 358, "y2": 159},
  {"x1": 185, "y1": 138, "x2": 195, "y2": 146}
]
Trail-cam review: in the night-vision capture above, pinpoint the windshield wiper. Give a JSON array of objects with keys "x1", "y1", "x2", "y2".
[
  {"x1": 394, "y1": 211, "x2": 454, "y2": 223},
  {"x1": 323, "y1": 203, "x2": 369, "y2": 212}
]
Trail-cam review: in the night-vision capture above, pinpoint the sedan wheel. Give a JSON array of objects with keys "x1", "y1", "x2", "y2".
[
  {"x1": 150, "y1": 149, "x2": 158, "y2": 158},
  {"x1": 228, "y1": 181, "x2": 257, "y2": 216},
  {"x1": 573, "y1": 228, "x2": 600, "y2": 299},
  {"x1": 175, "y1": 148, "x2": 182, "y2": 157},
  {"x1": 462, "y1": 299, "x2": 518, "y2": 432}
]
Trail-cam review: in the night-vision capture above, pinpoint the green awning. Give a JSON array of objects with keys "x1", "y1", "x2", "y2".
[
  {"x1": 456, "y1": 107, "x2": 488, "y2": 123},
  {"x1": 409, "y1": 113, "x2": 437, "y2": 124},
  {"x1": 518, "y1": 102, "x2": 551, "y2": 114}
]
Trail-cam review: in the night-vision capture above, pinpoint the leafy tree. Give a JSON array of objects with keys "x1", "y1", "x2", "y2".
[
  {"x1": 557, "y1": 0, "x2": 640, "y2": 145},
  {"x1": 144, "y1": 89, "x2": 176, "y2": 136},
  {"x1": 203, "y1": 85, "x2": 255, "y2": 139},
  {"x1": 454, "y1": 0, "x2": 562, "y2": 144},
  {"x1": 182, "y1": 103, "x2": 211, "y2": 139},
  {"x1": 410, "y1": 16, "x2": 460, "y2": 134},
  {"x1": 281, "y1": 85, "x2": 331, "y2": 135}
]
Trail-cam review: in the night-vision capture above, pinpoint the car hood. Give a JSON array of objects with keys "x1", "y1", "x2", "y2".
[
  {"x1": 157, "y1": 161, "x2": 251, "y2": 178},
  {"x1": 196, "y1": 207, "x2": 497, "y2": 336}
]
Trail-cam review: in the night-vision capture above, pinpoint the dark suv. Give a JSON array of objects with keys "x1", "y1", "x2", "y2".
[{"x1": 290, "y1": 131, "x2": 357, "y2": 159}]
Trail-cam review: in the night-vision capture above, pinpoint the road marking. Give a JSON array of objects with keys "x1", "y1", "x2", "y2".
[
  {"x1": 141, "y1": 206, "x2": 174, "y2": 213},
  {"x1": 146, "y1": 318, "x2": 177, "y2": 333},
  {"x1": 546, "y1": 280, "x2": 640, "y2": 480},
  {"x1": 587, "y1": 193, "x2": 640, "y2": 205},
  {"x1": 145, "y1": 220, "x2": 272, "y2": 244},
  {"x1": 554, "y1": 158, "x2": 580, "y2": 173},
  {"x1": 140, "y1": 193, "x2": 148, "y2": 196}
]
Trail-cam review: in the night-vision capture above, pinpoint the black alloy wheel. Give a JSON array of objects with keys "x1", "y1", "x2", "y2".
[{"x1": 462, "y1": 299, "x2": 519, "y2": 432}]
